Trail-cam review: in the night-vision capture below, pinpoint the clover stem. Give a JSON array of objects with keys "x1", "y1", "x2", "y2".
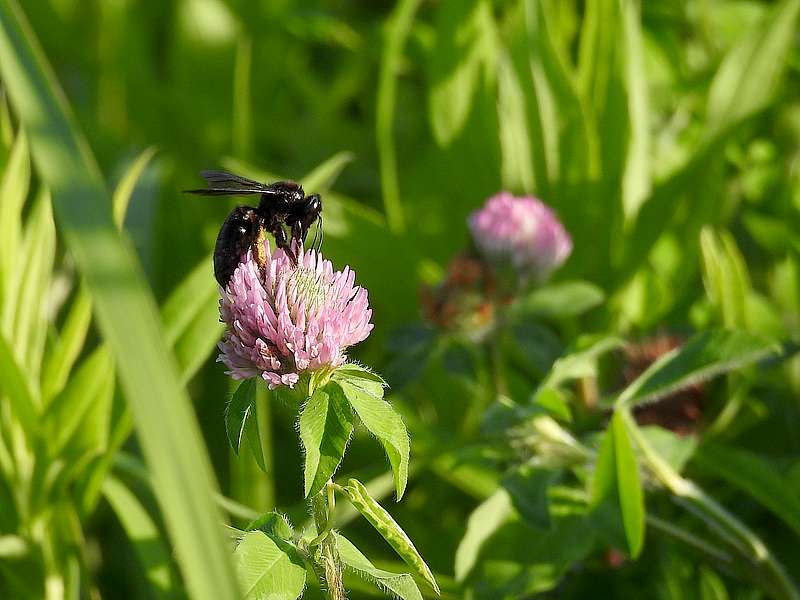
[{"x1": 310, "y1": 481, "x2": 344, "y2": 600}]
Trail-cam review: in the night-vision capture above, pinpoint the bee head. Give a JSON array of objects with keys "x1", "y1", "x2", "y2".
[{"x1": 275, "y1": 181, "x2": 305, "y2": 205}]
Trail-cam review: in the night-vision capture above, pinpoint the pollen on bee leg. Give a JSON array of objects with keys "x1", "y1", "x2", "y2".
[{"x1": 253, "y1": 226, "x2": 268, "y2": 279}]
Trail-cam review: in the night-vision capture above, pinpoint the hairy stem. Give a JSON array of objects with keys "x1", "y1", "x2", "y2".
[{"x1": 310, "y1": 482, "x2": 345, "y2": 600}]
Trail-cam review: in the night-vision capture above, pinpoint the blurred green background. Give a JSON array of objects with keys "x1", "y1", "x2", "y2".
[{"x1": 1, "y1": 0, "x2": 800, "y2": 598}]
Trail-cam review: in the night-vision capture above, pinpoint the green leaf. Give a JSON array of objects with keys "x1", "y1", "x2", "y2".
[
  {"x1": 102, "y1": 477, "x2": 175, "y2": 596},
  {"x1": 501, "y1": 465, "x2": 557, "y2": 530},
  {"x1": 638, "y1": 426, "x2": 696, "y2": 474},
  {"x1": 693, "y1": 442, "x2": 800, "y2": 538},
  {"x1": 0, "y1": 5, "x2": 240, "y2": 597},
  {"x1": 542, "y1": 335, "x2": 624, "y2": 389},
  {"x1": 615, "y1": 330, "x2": 781, "y2": 409},
  {"x1": 454, "y1": 488, "x2": 513, "y2": 582},
  {"x1": 233, "y1": 531, "x2": 306, "y2": 600},
  {"x1": 299, "y1": 382, "x2": 353, "y2": 497},
  {"x1": 513, "y1": 281, "x2": 605, "y2": 320},
  {"x1": 335, "y1": 533, "x2": 423, "y2": 600},
  {"x1": 342, "y1": 478, "x2": 439, "y2": 595},
  {"x1": 591, "y1": 411, "x2": 645, "y2": 558},
  {"x1": 245, "y1": 512, "x2": 295, "y2": 542},
  {"x1": 333, "y1": 366, "x2": 409, "y2": 500},
  {"x1": 706, "y1": 0, "x2": 800, "y2": 137},
  {"x1": 226, "y1": 379, "x2": 257, "y2": 454},
  {"x1": 226, "y1": 379, "x2": 267, "y2": 472}
]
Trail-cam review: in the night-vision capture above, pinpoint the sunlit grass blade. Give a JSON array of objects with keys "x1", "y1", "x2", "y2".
[
  {"x1": 497, "y1": 54, "x2": 534, "y2": 192},
  {"x1": 0, "y1": 3, "x2": 239, "y2": 599},
  {"x1": 619, "y1": 0, "x2": 650, "y2": 224},
  {"x1": 0, "y1": 128, "x2": 28, "y2": 309},
  {"x1": 10, "y1": 189, "x2": 54, "y2": 386}
]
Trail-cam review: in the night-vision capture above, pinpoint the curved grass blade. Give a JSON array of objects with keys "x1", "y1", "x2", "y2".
[
  {"x1": 112, "y1": 145, "x2": 157, "y2": 228},
  {"x1": 0, "y1": 3, "x2": 239, "y2": 598}
]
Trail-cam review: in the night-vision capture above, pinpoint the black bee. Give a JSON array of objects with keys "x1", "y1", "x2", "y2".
[{"x1": 186, "y1": 170, "x2": 323, "y2": 287}]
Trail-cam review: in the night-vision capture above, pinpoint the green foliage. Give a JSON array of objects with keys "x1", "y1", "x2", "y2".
[
  {"x1": 615, "y1": 330, "x2": 782, "y2": 409},
  {"x1": 234, "y1": 530, "x2": 306, "y2": 600},
  {"x1": 299, "y1": 382, "x2": 354, "y2": 497},
  {"x1": 590, "y1": 411, "x2": 645, "y2": 558},
  {"x1": 1, "y1": 0, "x2": 800, "y2": 597},
  {"x1": 226, "y1": 379, "x2": 268, "y2": 472},
  {"x1": 333, "y1": 365, "x2": 409, "y2": 500}
]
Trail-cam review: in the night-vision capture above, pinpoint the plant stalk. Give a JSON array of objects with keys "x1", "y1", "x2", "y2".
[{"x1": 310, "y1": 482, "x2": 344, "y2": 600}]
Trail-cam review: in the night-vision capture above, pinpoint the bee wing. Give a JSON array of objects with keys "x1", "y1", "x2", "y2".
[{"x1": 185, "y1": 169, "x2": 280, "y2": 196}]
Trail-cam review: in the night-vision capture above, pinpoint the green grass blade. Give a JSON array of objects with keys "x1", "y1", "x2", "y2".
[
  {"x1": 376, "y1": 0, "x2": 421, "y2": 233},
  {"x1": 706, "y1": 0, "x2": 800, "y2": 138},
  {"x1": 694, "y1": 443, "x2": 800, "y2": 539},
  {"x1": 41, "y1": 286, "x2": 92, "y2": 402},
  {"x1": 102, "y1": 476, "x2": 176, "y2": 598},
  {"x1": 0, "y1": 329, "x2": 37, "y2": 437},
  {"x1": 0, "y1": 128, "x2": 29, "y2": 308},
  {"x1": 454, "y1": 488, "x2": 512, "y2": 582},
  {"x1": 0, "y1": 3, "x2": 239, "y2": 599},
  {"x1": 112, "y1": 145, "x2": 157, "y2": 228},
  {"x1": 10, "y1": 189, "x2": 54, "y2": 387},
  {"x1": 619, "y1": 0, "x2": 650, "y2": 224},
  {"x1": 497, "y1": 53, "x2": 534, "y2": 192}
]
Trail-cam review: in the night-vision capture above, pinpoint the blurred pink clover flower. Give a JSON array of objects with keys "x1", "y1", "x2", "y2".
[{"x1": 468, "y1": 192, "x2": 572, "y2": 282}]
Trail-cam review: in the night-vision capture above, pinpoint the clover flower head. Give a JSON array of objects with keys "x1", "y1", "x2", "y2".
[
  {"x1": 218, "y1": 242, "x2": 373, "y2": 389},
  {"x1": 468, "y1": 192, "x2": 572, "y2": 282}
]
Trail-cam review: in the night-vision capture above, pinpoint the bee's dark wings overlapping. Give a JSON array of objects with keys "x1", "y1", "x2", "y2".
[{"x1": 185, "y1": 169, "x2": 278, "y2": 196}]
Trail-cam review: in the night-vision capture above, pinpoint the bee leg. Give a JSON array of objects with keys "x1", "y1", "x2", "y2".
[
  {"x1": 290, "y1": 221, "x2": 306, "y2": 250},
  {"x1": 252, "y1": 225, "x2": 268, "y2": 279},
  {"x1": 272, "y1": 223, "x2": 297, "y2": 264}
]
